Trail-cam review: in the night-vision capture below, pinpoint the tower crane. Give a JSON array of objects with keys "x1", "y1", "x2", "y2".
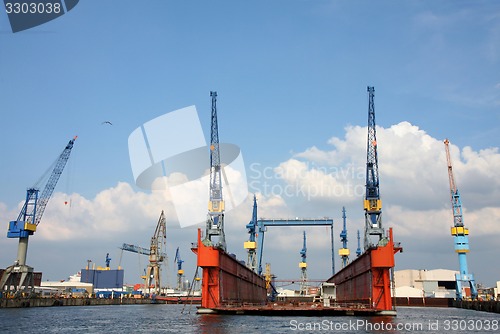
[
  {"x1": 244, "y1": 195, "x2": 258, "y2": 271},
  {"x1": 299, "y1": 231, "x2": 308, "y2": 295},
  {"x1": 0, "y1": 137, "x2": 77, "y2": 295},
  {"x1": 364, "y1": 86, "x2": 385, "y2": 250},
  {"x1": 144, "y1": 210, "x2": 167, "y2": 296},
  {"x1": 203, "y1": 91, "x2": 226, "y2": 250},
  {"x1": 444, "y1": 139, "x2": 477, "y2": 300},
  {"x1": 174, "y1": 247, "x2": 184, "y2": 291},
  {"x1": 339, "y1": 207, "x2": 350, "y2": 268}
]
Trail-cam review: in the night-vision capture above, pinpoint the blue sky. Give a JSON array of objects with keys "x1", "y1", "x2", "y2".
[{"x1": 1, "y1": 1, "x2": 500, "y2": 288}]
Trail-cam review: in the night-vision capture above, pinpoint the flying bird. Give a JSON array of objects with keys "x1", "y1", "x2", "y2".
[{"x1": 102, "y1": 121, "x2": 113, "y2": 125}]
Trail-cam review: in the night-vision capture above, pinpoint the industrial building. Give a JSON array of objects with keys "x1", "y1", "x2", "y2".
[{"x1": 394, "y1": 269, "x2": 458, "y2": 298}]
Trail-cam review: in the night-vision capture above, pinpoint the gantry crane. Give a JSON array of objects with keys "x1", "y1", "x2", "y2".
[
  {"x1": 144, "y1": 210, "x2": 167, "y2": 295},
  {"x1": 339, "y1": 207, "x2": 350, "y2": 268},
  {"x1": 299, "y1": 231, "x2": 308, "y2": 295},
  {"x1": 174, "y1": 247, "x2": 184, "y2": 291},
  {"x1": 364, "y1": 86, "x2": 386, "y2": 250},
  {"x1": 244, "y1": 195, "x2": 258, "y2": 271},
  {"x1": 0, "y1": 137, "x2": 77, "y2": 295},
  {"x1": 203, "y1": 91, "x2": 226, "y2": 250},
  {"x1": 444, "y1": 139, "x2": 477, "y2": 300}
]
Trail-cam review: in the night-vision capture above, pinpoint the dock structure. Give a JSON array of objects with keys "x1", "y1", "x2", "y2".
[
  {"x1": 201, "y1": 302, "x2": 387, "y2": 316},
  {"x1": 327, "y1": 228, "x2": 402, "y2": 313},
  {"x1": 192, "y1": 229, "x2": 267, "y2": 312}
]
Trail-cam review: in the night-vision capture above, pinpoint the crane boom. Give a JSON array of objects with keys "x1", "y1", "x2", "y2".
[
  {"x1": 33, "y1": 137, "x2": 76, "y2": 226},
  {"x1": 120, "y1": 243, "x2": 151, "y2": 256},
  {"x1": 364, "y1": 86, "x2": 385, "y2": 250},
  {"x1": 444, "y1": 139, "x2": 477, "y2": 300}
]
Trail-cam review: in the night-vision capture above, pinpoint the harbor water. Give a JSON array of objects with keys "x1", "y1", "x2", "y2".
[{"x1": 0, "y1": 304, "x2": 498, "y2": 333}]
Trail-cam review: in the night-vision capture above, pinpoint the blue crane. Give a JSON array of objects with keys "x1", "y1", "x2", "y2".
[
  {"x1": 364, "y1": 86, "x2": 385, "y2": 250},
  {"x1": 339, "y1": 207, "x2": 350, "y2": 268},
  {"x1": 356, "y1": 230, "x2": 362, "y2": 257},
  {"x1": 244, "y1": 195, "x2": 258, "y2": 271},
  {"x1": 174, "y1": 247, "x2": 185, "y2": 290},
  {"x1": 204, "y1": 91, "x2": 226, "y2": 250},
  {"x1": 299, "y1": 231, "x2": 308, "y2": 295},
  {"x1": 0, "y1": 136, "x2": 77, "y2": 295},
  {"x1": 105, "y1": 253, "x2": 111, "y2": 268},
  {"x1": 444, "y1": 139, "x2": 477, "y2": 300}
]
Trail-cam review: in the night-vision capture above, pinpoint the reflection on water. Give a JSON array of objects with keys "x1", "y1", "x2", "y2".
[{"x1": 0, "y1": 304, "x2": 498, "y2": 333}]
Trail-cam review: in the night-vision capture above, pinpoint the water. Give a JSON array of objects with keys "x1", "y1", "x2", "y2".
[{"x1": 0, "y1": 305, "x2": 498, "y2": 333}]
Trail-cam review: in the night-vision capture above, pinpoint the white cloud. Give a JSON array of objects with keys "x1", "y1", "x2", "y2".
[
  {"x1": 2, "y1": 121, "x2": 499, "y2": 284},
  {"x1": 275, "y1": 121, "x2": 500, "y2": 238}
]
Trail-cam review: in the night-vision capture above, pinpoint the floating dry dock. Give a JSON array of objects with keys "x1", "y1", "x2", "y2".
[{"x1": 197, "y1": 302, "x2": 390, "y2": 316}]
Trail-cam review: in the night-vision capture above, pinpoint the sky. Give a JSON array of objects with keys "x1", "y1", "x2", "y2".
[{"x1": 1, "y1": 1, "x2": 500, "y2": 288}]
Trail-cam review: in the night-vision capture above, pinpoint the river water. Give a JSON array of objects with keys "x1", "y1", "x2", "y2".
[{"x1": 0, "y1": 304, "x2": 498, "y2": 333}]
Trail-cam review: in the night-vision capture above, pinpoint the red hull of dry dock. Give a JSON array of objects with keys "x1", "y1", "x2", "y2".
[
  {"x1": 192, "y1": 229, "x2": 267, "y2": 311},
  {"x1": 327, "y1": 228, "x2": 402, "y2": 312}
]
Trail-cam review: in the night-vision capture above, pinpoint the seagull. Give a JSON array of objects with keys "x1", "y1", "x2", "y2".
[{"x1": 102, "y1": 121, "x2": 113, "y2": 125}]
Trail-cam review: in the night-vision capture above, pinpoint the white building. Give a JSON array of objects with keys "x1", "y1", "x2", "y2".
[{"x1": 394, "y1": 269, "x2": 458, "y2": 298}]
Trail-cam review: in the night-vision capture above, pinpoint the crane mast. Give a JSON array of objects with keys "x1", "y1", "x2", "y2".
[
  {"x1": 204, "y1": 91, "x2": 226, "y2": 250},
  {"x1": 1, "y1": 137, "x2": 76, "y2": 296},
  {"x1": 364, "y1": 86, "x2": 385, "y2": 250},
  {"x1": 444, "y1": 139, "x2": 477, "y2": 300},
  {"x1": 299, "y1": 231, "x2": 307, "y2": 295}
]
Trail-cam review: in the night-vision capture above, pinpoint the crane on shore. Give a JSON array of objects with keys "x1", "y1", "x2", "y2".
[
  {"x1": 339, "y1": 207, "x2": 350, "y2": 268},
  {"x1": 356, "y1": 230, "x2": 362, "y2": 257},
  {"x1": 444, "y1": 139, "x2": 477, "y2": 300},
  {"x1": 244, "y1": 195, "x2": 258, "y2": 271},
  {"x1": 174, "y1": 247, "x2": 184, "y2": 291},
  {"x1": 0, "y1": 137, "x2": 77, "y2": 296},
  {"x1": 203, "y1": 91, "x2": 226, "y2": 250},
  {"x1": 363, "y1": 86, "x2": 386, "y2": 250},
  {"x1": 144, "y1": 211, "x2": 167, "y2": 295},
  {"x1": 119, "y1": 211, "x2": 167, "y2": 295},
  {"x1": 299, "y1": 231, "x2": 308, "y2": 295}
]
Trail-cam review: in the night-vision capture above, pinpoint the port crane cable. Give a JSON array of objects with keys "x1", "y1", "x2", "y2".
[{"x1": 181, "y1": 265, "x2": 200, "y2": 315}]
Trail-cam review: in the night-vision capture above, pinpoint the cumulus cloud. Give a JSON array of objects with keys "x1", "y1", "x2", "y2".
[{"x1": 261, "y1": 121, "x2": 500, "y2": 283}]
